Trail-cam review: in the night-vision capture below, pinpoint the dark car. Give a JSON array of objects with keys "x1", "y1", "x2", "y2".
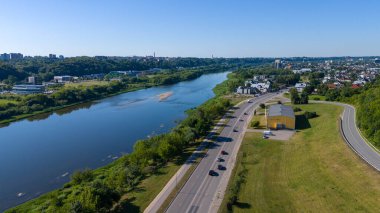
[
  {"x1": 217, "y1": 157, "x2": 225, "y2": 162},
  {"x1": 233, "y1": 129, "x2": 238, "y2": 132},
  {"x1": 218, "y1": 165, "x2": 226, "y2": 170},
  {"x1": 209, "y1": 170, "x2": 218, "y2": 176},
  {"x1": 239, "y1": 119, "x2": 244, "y2": 121},
  {"x1": 244, "y1": 112, "x2": 248, "y2": 115},
  {"x1": 221, "y1": 150, "x2": 228, "y2": 155}
]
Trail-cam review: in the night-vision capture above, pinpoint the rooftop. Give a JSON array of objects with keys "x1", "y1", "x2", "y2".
[{"x1": 268, "y1": 104, "x2": 295, "y2": 118}]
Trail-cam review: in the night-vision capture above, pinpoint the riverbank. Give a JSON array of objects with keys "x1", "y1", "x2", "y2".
[
  {"x1": 4, "y1": 71, "x2": 234, "y2": 212},
  {"x1": 0, "y1": 85, "x2": 149, "y2": 126},
  {"x1": 0, "y1": 66, "x2": 233, "y2": 127}
]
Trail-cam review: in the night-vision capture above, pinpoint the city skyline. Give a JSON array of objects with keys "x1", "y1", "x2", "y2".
[{"x1": 1, "y1": 0, "x2": 380, "y2": 57}]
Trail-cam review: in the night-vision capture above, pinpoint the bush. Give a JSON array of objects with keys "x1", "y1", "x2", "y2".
[
  {"x1": 250, "y1": 120, "x2": 260, "y2": 128},
  {"x1": 304, "y1": 111, "x2": 317, "y2": 119},
  {"x1": 259, "y1": 103, "x2": 265, "y2": 109},
  {"x1": 293, "y1": 107, "x2": 302, "y2": 112},
  {"x1": 313, "y1": 97, "x2": 320, "y2": 100},
  {"x1": 71, "y1": 169, "x2": 93, "y2": 184}
]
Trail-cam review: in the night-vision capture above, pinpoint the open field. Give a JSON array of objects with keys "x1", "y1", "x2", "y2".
[
  {"x1": 309, "y1": 94, "x2": 326, "y2": 100},
  {"x1": 220, "y1": 103, "x2": 380, "y2": 213},
  {"x1": 0, "y1": 99, "x2": 18, "y2": 106},
  {"x1": 64, "y1": 80, "x2": 109, "y2": 88}
]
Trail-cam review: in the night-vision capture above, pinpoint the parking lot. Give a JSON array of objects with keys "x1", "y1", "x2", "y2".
[{"x1": 265, "y1": 129, "x2": 295, "y2": 141}]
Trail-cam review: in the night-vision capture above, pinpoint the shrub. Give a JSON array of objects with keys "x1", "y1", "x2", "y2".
[
  {"x1": 250, "y1": 120, "x2": 260, "y2": 128},
  {"x1": 313, "y1": 97, "x2": 320, "y2": 100},
  {"x1": 71, "y1": 169, "x2": 93, "y2": 184},
  {"x1": 293, "y1": 107, "x2": 302, "y2": 112},
  {"x1": 259, "y1": 103, "x2": 265, "y2": 109},
  {"x1": 304, "y1": 111, "x2": 317, "y2": 119}
]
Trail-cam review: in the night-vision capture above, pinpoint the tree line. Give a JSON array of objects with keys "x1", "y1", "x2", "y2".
[
  {"x1": 0, "y1": 65, "x2": 229, "y2": 122},
  {"x1": 0, "y1": 57, "x2": 273, "y2": 83}
]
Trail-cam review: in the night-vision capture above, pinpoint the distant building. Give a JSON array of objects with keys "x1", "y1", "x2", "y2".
[
  {"x1": 267, "y1": 104, "x2": 295, "y2": 130},
  {"x1": 12, "y1": 84, "x2": 45, "y2": 94},
  {"x1": 28, "y1": 76, "x2": 36, "y2": 84},
  {"x1": 292, "y1": 68, "x2": 312, "y2": 74},
  {"x1": 59, "y1": 55, "x2": 64, "y2": 59},
  {"x1": 0, "y1": 53, "x2": 10, "y2": 61},
  {"x1": 54, "y1": 75, "x2": 74, "y2": 83},
  {"x1": 295, "y1": 83, "x2": 307, "y2": 92},
  {"x1": 236, "y1": 86, "x2": 258, "y2": 95},
  {"x1": 274, "y1": 59, "x2": 281, "y2": 69},
  {"x1": 10, "y1": 53, "x2": 23, "y2": 60},
  {"x1": 49, "y1": 54, "x2": 57, "y2": 59}
]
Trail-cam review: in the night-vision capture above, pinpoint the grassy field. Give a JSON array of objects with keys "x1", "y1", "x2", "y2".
[
  {"x1": 220, "y1": 103, "x2": 380, "y2": 213},
  {"x1": 309, "y1": 94, "x2": 326, "y2": 101},
  {"x1": 0, "y1": 99, "x2": 18, "y2": 106},
  {"x1": 64, "y1": 80, "x2": 109, "y2": 88}
]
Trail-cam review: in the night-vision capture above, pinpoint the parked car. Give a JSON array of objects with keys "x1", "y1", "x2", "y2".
[
  {"x1": 221, "y1": 150, "x2": 228, "y2": 155},
  {"x1": 209, "y1": 170, "x2": 218, "y2": 176},
  {"x1": 217, "y1": 157, "x2": 225, "y2": 162},
  {"x1": 218, "y1": 165, "x2": 226, "y2": 170},
  {"x1": 244, "y1": 112, "x2": 248, "y2": 115},
  {"x1": 233, "y1": 129, "x2": 238, "y2": 132},
  {"x1": 239, "y1": 119, "x2": 244, "y2": 121}
]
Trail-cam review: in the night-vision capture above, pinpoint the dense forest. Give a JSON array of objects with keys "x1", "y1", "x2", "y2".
[
  {"x1": 0, "y1": 57, "x2": 273, "y2": 83},
  {"x1": 355, "y1": 79, "x2": 380, "y2": 147}
]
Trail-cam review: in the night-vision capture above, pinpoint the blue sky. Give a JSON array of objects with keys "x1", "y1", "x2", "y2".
[{"x1": 0, "y1": 0, "x2": 379, "y2": 57}]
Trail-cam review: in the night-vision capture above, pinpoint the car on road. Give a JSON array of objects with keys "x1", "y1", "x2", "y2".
[
  {"x1": 209, "y1": 170, "x2": 218, "y2": 176},
  {"x1": 239, "y1": 119, "x2": 244, "y2": 121},
  {"x1": 217, "y1": 165, "x2": 226, "y2": 170},
  {"x1": 244, "y1": 112, "x2": 248, "y2": 115},
  {"x1": 248, "y1": 100, "x2": 252, "y2": 103},
  {"x1": 233, "y1": 128, "x2": 238, "y2": 132},
  {"x1": 217, "y1": 157, "x2": 225, "y2": 162},
  {"x1": 221, "y1": 150, "x2": 228, "y2": 155}
]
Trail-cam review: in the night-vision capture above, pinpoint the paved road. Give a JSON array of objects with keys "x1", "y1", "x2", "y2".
[
  {"x1": 310, "y1": 101, "x2": 380, "y2": 171},
  {"x1": 339, "y1": 103, "x2": 380, "y2": 171},
  {"x1": 165, "y1": 93, "x2": 278, "y2": 213}
]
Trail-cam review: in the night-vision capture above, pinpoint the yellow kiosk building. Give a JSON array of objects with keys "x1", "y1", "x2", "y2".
[{"x1": 266, "y1": 104, "x2": 295, "y2": 130}]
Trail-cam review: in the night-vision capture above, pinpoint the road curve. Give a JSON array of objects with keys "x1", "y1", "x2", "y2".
[
  {"x1": 312, "y1": 101, "x2": 380, "y2": 172},
  {"x1": 164, "y1": 93, "x2": 278, "y2": 213}
]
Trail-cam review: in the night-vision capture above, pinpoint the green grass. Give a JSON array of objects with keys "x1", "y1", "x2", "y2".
[
  {"x1": 309, "y1": 94, "x2": 326, "y2": 101},
  {"x1": 220, "y1": 103, "x2": 380, "y2": 213},
  {"x1": 64, "y1": 80, "x2": 109, "y2": 88},
  {"x1": 0, "y1": 99, "x2": 18, "y2": 106}
]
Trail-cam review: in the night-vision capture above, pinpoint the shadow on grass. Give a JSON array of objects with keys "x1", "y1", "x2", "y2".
[
  {"x1": 295, "y1": 114, "x2": 311, "y2": 130},
  {"x1": 113, "y1": 197, "x2": 140, "y2": 213},
  {"x1": 215, "y1": 123, "x2": 229, "y2": 127},
  {"x1": 235, "y1": 202, "x2": 252, "y2": 209}
]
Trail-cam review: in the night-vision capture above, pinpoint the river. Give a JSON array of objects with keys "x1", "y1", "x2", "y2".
[{"x1": 0, "y1": 71, "x2": 229, "y2": 211}]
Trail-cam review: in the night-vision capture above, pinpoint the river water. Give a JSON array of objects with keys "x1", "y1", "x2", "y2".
[{"x1": 0, "y1": 72, "x2": 229, "y2": 211}]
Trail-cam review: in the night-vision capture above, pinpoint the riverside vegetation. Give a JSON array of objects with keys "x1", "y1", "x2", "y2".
[
  {"x1": 0, "y1": 65, "x2": 230, "y2": 124},
  {"x1": 6, "y1": 66, "x2": 241, "y2": 212}
]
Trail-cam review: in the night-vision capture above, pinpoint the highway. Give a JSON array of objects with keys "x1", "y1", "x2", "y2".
[{"x1": 165, "y1": 93, "x2": 278, "y2": 213}]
